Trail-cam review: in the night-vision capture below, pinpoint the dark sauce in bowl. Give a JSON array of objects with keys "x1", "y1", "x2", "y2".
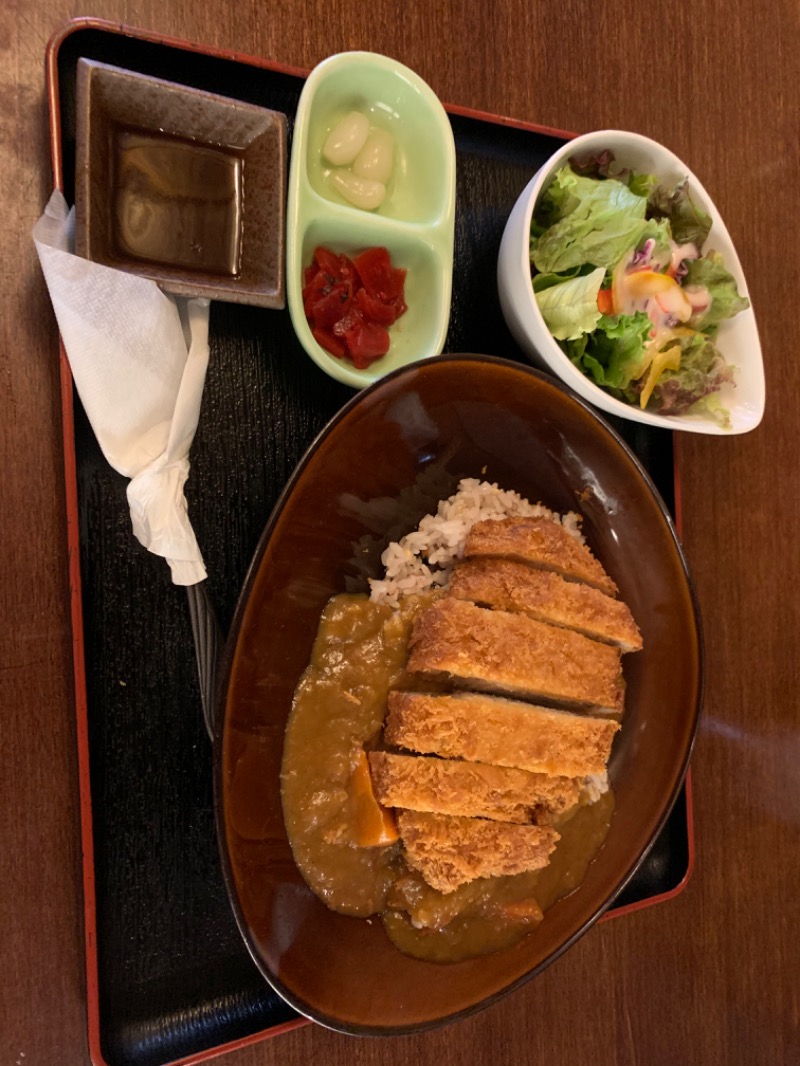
[{"x1": 112, "y1": 126, "x2": 244, "y2": 276}]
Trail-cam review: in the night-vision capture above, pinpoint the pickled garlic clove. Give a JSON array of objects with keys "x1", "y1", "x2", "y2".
[
  {"x1": 328, "y1": 170, "x2": 386, "y2": 211},
  {"x1": 322, "y1": 111, "x2": 370, "y2": 166},
  {"x1": 352, "y1": 128, "x2": 395, "y2": 185}
]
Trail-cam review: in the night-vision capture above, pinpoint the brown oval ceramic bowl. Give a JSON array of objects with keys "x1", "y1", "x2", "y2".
[{"x1": 215, "y1": 353, "x2": 702, "y2": 1034}]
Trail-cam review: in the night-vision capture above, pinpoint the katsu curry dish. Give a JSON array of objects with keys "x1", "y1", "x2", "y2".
[{"x1": 281, "y1": 480, "x2": 642, "y2": 961}]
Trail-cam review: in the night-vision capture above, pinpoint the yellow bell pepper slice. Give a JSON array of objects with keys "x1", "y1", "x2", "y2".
[
  {"x1": 640, "y1": 344, "x2": 682, "y2": 409},
  {"x1": 625, "y1": 270, "x2": 677, "y2": 297},
  {"x1": 622, "y1": 271, "x2": 692, "y2": 322}
]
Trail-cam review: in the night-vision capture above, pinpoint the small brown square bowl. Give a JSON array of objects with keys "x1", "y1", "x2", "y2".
[{"x1": 74, "y1": 58, "x2": 286, "y2": 307}]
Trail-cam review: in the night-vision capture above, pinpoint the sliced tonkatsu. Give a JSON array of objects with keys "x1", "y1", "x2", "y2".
[
  {"x1": 463, "y1": 515, "x2": 618, "y2": 598},
  {"x1": 369, "y1": 750, "x2": 583, "y2": 825},
  {"x1": 396, "y1": 810, "x2": 560, "y2": 893},
  {"x1": 448, "y1": 557, "x2": 642, "y2": 651},
  {"x1": 384, "y1": 690, "x2": 620, "y2": 778},
  {"x1": 407, "y1": 597, "x2": 625, "y2": 714}
]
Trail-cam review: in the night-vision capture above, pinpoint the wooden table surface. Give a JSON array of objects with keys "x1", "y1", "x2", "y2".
[{"x1": 2, "y1": 2, "x2": 798, "y2": 1064}]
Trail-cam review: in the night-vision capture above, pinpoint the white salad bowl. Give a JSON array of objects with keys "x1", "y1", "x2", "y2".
[{"x1": 497, "y1": 129, "x2": 765, "y2": 434}]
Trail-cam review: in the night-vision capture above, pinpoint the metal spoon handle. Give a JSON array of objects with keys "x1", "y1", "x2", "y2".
[{"x1": 185, "y1": 581, "x2": 223, "y2": 740}]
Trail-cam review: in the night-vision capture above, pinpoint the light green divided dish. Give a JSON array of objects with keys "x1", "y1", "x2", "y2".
[{"x1": 286, "y1": 51, "x2": 456, "y2": 388}]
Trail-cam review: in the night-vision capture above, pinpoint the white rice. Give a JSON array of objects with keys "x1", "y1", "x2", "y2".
[
  {"x1": 583, "y1": 772, "x2": 609, "y2": 803},
  {"x1": 368, "y1": 478, "x2": 584, "y2": 609}
]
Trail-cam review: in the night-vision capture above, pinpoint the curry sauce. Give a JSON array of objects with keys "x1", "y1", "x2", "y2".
[{"x1": 281, "y1": 593, "x2": 615, "y2": 961}]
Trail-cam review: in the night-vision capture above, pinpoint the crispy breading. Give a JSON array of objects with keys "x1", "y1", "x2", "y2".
[
  {"x1": 385, "y1": 690, "x2": 619, "y2": 777},
  {"x1": 369, "y1": 751, "x2": 582, "y2": 824},
  {"x1": 407, "y1": 597, "x2": 624, "y2": 713},
  {"x1": 448, "y1": 558, "x2": 642, "y2": 651},
  {"x1": 464, "y1": 516, "x2": 618, "y2": 597},
  {"x1": 397, "y1": 810, "x2": 560, "y2": 893}
]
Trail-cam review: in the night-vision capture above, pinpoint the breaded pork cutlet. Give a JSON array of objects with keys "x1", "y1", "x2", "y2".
[
  {"x1": 369, "y1": 751, "x2": 583, "y2": 824},
  {"x1": 448, "y1": 558, "x2": 642, "y2": 652},
  {"x1": 385, "y1": 690, "x2": 620, "y2": 777},
  {"x1": 397, "y1": 810, "x2": 560, "y2": 893},
  {"x1": 464, "y1": 515, "x2": 618, "y2": 597},
  {"x1": 407, "y1": 597, "x2": 624, "y2": 714}
]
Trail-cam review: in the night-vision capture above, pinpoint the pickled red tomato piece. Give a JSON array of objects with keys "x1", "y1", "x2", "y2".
[
  {"x1": 344, "y1": 319, "x2": 391, "y2": 370},
  {"x1": 353, "y1": 246, "x2": 406, "y2": 303},
  {"x1": 312, "y1": 325, "x2": 346, "y2": 359},
  {"x1": 331, "y1": 304, "x2": 363, "y2": 338},
  {"x1": 312, "y1": 246, "x2": 360, "y2": 284},
  {"x1": 302, "y1": 247, "x2": 359, "y2": 322},
  {"x1": 355, "y1": 287, "x2": 399, "y2": 326},
  {"x1": 303, "y1": 245, "x2": 407, "y2": 368},
  {"x1": 308, "y1": 282, "x2": 354, "y2": 329}
]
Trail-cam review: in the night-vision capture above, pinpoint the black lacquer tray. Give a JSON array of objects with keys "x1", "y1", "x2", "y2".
[{"x1": 47, "y1": 21, "x2": 693, "y2": 1066}]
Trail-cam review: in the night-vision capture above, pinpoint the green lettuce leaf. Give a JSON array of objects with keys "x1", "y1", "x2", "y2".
[
  {"x1": 567, "y1": 149, "x2": 617, "y2": 180},
  {"x1": 563, "y1": 150, "x2": 659, "y2": 200},
  {"x1": 535, "y1": 166, "x2": 576, "y2": 226},
  {"x1": 532, "y1": 168, "x2": 649, "y2": 273},
  {"x1": 647, "y1": 178, "x2": 712, "y2": 246},
  {"x1": 531, "y1": 264, "x2": 595, "y2": 293},
  {"x1": 627, "y1": 170, "x2": 660, "y2": 200},
  {"x1": 690, "y1": 390, "x2": 733, "y2": 429},
  {"x1": 683, "y1": 251, "x2": 750, "y2": 332},
  {"x1": 562, "y1": 311, "x2": 652, "y2": 389},
  {"x1": 534, "y1": 266, "x2": 605, "y2": 340},
  {"x1": 637, "y1": 217, "x2": 674, "y2": 267},
  {"x1": 622, "y1": 331, "x2": 735, "y2": 421}
]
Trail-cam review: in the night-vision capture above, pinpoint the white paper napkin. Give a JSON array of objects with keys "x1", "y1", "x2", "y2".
[{"x1": 33, "y1": 189, "x2": 210, "y2": 585}]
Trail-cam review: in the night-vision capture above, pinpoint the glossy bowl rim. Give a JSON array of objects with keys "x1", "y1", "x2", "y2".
[
  {"x1": 497, "y1": 127, "x2": 765, "y2": 435},
  {"x1": 213, "y1": 352, "x2": 704, "y2": 1035}
]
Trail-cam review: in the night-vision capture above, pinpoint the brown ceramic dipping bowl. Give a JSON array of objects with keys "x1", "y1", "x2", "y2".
[
  {"x1": 215, "y1": 353, "x2": 702, "y2": 1034},
  {"x1": 75, "y1": 59, "x2": 287, "y2": 307}
]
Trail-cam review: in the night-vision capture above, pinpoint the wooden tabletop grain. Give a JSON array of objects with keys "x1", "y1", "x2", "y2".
[{"x1": 2, "y1": 2, "x2": 798, "y2": 1064}]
